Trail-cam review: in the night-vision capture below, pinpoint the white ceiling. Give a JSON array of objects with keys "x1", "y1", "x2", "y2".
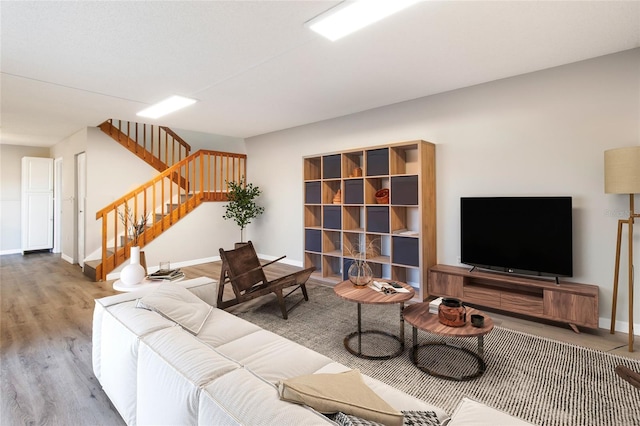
[{"x1": 1, "y1": 1, "x2": 639, "y2": 147}]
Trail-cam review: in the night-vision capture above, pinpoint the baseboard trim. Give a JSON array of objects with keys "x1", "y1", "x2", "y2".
[
  {"x1": 0, "y1": 249, "x2": 22, "y2": 256},
  {"x1": 600, "y1": 317, "x2": 640, "y2": 337}
]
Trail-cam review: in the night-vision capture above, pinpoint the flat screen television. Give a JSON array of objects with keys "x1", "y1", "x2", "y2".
[{"x1": 460, "y1": 196, "x2": 573, "y2": 278}]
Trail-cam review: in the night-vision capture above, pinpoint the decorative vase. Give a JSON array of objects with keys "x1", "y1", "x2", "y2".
[
  {"x1": 120, "y1": 246, "x2": 146, "y2": 285},
  {"x1": 348, "y1": 261, "x2": 373, "y2": 287}
]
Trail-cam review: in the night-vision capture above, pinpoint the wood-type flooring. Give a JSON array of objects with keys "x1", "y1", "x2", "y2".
[{"x1": 1, "y1": 252, "x2": 637, "y2": 425}]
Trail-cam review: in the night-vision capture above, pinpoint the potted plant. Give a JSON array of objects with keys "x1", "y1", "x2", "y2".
[{"x1": 223, "y1": 177, "x2": 265, "y2": 245}]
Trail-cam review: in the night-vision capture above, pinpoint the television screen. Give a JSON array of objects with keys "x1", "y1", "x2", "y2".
[{"x1": 460, "y1": 197, "x2": 573, "y2": 278}]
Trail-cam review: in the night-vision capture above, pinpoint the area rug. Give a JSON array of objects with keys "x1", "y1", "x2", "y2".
[{"x1": 235, "y1": 285, "x2": 640, "y2": 426}]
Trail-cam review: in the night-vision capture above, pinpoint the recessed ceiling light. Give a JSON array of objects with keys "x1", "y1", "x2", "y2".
[
  {"x1": 307, "y1": 0, "x2": 421, "y2": 41},
  {"x1": 136, "y1": 95, "x2": 197, "y2": 119}
]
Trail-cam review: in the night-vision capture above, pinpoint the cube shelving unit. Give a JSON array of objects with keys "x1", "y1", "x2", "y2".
[{"x1": 302, "y1": 140, "x2": 436, "y2": 301}]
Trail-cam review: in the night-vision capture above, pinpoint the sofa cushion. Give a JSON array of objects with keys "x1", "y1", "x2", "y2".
[
  {"x1": 199, "y1": 368, "x2": 333, "y2": 425},
  {"x1": 216, "y1": 329, "x2": 334, "y2": 382},
  {"x1": 448, "y1": 398, "x2": 534, "y2": 426},
  {"x1": 136, "y1": 282, "x2": 213, "y2": 334},
  {"x1": 278, "y1": 369, "x2": 404, "y2": 426}
]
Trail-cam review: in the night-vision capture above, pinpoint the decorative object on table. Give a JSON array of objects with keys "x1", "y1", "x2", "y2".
[
  {"x1": 345, "y1": 238, "x2": 377, "y2": 287},
  {"x1": 375, "y1": 188, "x2": 389, "y2": 204},
  {"x1": 428, "y1": 297, "x2": 443, "y2": 314},
  {"x1": 147, "y1": 268, "x2": 185, "y2": 282},
  {"x1": 438, "y1": 297, "x2": 467, "y2": 327},
  {"x1": 159, "y1": 261, "x2": 171, "y2": 273},
  {"x1": 222, "y1": 177, "x2": 265, "y2": 244},
  {"x1": 471, "y1": 314, "x2": 485, "y2": 328},
  {"x1": 605, "y1": 146, "x2": 640, "y2": 352},
  {"x1": 118, "y1": 204, "x2": 149, "y2": 286},
  {"x1": 333, "y1": 189, "x2": 342, "y2": 204},
  {"x1": 120, "y1": 246, "x2": 147, "y2": 285}
]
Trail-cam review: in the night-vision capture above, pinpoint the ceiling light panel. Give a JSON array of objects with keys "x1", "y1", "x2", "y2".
[
  {"x1": 137, "y1": 95, "x2": 197, "y2": 119},
  {"x1": 307, "y1": 0, "x2": 421, "y2": 41}
]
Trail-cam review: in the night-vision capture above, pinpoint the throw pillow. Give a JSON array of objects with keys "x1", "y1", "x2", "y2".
[
  {"x1": 136, "y1": 282, "x2": 213, "y2": 335},
  {"x1": 327, "y1": 411, "x2": 441, "y2": 426},
  {"x1": 278, "y1": 369, "x2": 403, "y2": 426}
]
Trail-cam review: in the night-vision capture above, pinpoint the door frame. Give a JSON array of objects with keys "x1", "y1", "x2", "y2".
[
  {"x1": 53, "y1": 157, "x2": 63, "y2": 254},
  {"x1": 75, "y1": 152, "x2": 86, "y2": 267}
]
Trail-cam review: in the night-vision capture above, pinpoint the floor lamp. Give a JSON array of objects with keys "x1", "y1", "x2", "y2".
[{"x1": 605, "y1": 146, "x2": 640, "y2": 352}]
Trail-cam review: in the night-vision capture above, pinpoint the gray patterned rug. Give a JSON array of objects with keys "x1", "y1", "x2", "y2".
[{"x1": 235, "y1": 285, "x2": 640, "y2": 426}]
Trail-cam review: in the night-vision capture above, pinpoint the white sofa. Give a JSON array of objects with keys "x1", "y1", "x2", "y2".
[{"x1": 92, "y1": 277, "x2": 532, "y2": 426}]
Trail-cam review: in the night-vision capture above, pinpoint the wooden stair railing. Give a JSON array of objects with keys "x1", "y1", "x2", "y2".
[
  {"x1": 99, "y1": 119, "x2": 191, "y2": 189},
  {"x1": 94, "y1": 149, "x2": 247, "y2": 281}
]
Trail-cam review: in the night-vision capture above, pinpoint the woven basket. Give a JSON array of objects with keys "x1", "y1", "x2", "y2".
[{"x1": 375, "y1": 188, "x2": 389, "y2": 204}]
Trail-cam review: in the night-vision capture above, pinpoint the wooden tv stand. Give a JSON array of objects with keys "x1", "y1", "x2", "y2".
[{"x1": 428, "y1": 264, "x2": 599, "y2": 332}]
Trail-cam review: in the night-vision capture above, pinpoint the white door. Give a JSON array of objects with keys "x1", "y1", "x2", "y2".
[
  {"x1": 76, "y1": 152, "x2": 86, "y2": 267},
  {"x1": 21, "y1": 157, "x2": 54, "y2": 252}
]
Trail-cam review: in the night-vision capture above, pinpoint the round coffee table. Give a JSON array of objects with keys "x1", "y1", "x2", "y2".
[
  {"x1": 403, "y1": 302, "x2": 494, "y2": 381},
  {"x1": 333, "y1": 280, "x2": 415, "y2": 360}
]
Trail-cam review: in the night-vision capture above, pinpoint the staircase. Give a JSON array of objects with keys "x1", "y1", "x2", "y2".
[{"x1": 85, "y1": 119, "x2": 247, "y2": 281}]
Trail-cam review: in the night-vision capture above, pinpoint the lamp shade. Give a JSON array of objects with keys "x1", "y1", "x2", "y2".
[{"x1": 604, "y1": 146, "x2": 640, "y2": 194}]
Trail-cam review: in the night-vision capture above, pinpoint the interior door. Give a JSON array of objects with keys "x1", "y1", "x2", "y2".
[
  {"x1": 76, "y1": 152, "x2": 86, "y2": 267},
  {"x1": 21, "y1": 157, "x2": 54, "y2": 252}
]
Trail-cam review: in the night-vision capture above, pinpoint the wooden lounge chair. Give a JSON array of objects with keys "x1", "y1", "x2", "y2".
[{"x1": 217, "y1": 241, "x2": 315, "y2": 319}]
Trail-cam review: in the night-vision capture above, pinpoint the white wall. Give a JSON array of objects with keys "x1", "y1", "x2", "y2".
[
  {"x1": 245, "y1": 49, "x2": 640, "y2": 330},
  {"x1": 173, "y1": 128, "x2": 245, "y2": 154},
  {"x1": 0, "y1": 144, "x2": 51, "y2": 254}
]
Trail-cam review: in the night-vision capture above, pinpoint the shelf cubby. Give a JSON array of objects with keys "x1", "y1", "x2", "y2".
[
  {"x1": 304, "y1": 157, "x2": 322, "y2": 180},
  {"x1": 305, "y1": 205, "x2": 321, "y2": 228},
  {"x1": 366, "y1": 233, "x2": 390, "y2": 264},
  {"x1": 366, "y1": 206, "x2": 390, "y2": 234},
  {"x1": 322, "y1": 180, "x2": 341, "y2": 205},
  {"x1": 342, "y1": 151, "x2": 364, "y2": 178},
  {"x1": 304, "y1": 229, "x2": 322, "y2": 253},
  {"x1": 364, "y1": 178, "x2": 390, "y2": 205},
  {"x1": 323, "y1": 206, "x2": 341, "y2": 230},
  {"x1": 306, "y1": 252, "x2": 322, "y2": 272},
  {"x1": 323, "y1": 255, "x2": 342, "y2": 280},
  {"x1": 343, "y1": 231, "x2": 365, "y2": 258},
  {"x1": 305, "y1": 181, "x2": 321, "y2": 204},
  {"x1": 323, "y1": 230, "x2": 341, "y2": 256},
  {"x1": 343, "y1": 206, "x2": 364, "y2": 231},
  {"x1": 390, "y1": 206, "x2": 420, "y2": 235},
  {"x1": 392, "y1": 235, "x2": 420, "y2": 267},
  {"x1": 323, "y1": 154, "x2": 341, "y2": 179},
  {"x1": 390, "y1": 175, "x2": 418, "y2": 205},
  {"x1": 344, "y1": 178, "x2": 364, "y2": 204},
  {"x1": 390, "y1": 143, "x2": 419, "y2": 175},
  {"x1": 366, "y1": 148, "x2": 389, "y2": 176}
]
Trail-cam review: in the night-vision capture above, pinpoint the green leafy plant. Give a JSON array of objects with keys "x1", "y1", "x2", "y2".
[
  {"x1": 223, "y1": 178, "x2": 265, "y2": 242},
  {"x1": 119, "y1": 204, "x2": 149, "y2": 246}
]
